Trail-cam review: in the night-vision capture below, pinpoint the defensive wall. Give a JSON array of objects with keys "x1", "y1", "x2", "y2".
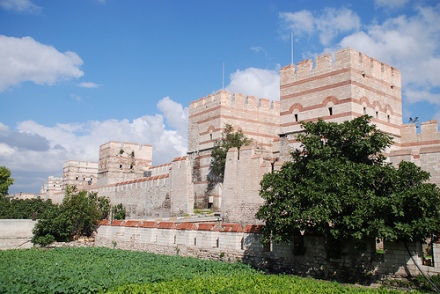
[
  {"x1": 96, "y1": 220, "x2": 440, "y2": 279},
  {"x1": 188, "y1": 90, "x2": 280, "y2": 210},
  {"x1": 62, "y1": 160, "x2": 98, "y2": 191},
  {"x1": 0, "y1": 219, "x2": 35, "y2": 249},
  {"x1": 279, "y1": 48, "x2": 402, "y2": 160},
  {"x1": 37, "y1": 47, "x2": 440, "y2": 225},
  {"x1": 391, "y1": 120, "x2": 440, "y2": 186},
  {"x1": 97, "y1": 141, "x2": 152, "y2": 186}
]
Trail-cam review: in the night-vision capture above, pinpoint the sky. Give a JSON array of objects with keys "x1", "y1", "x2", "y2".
[{"x1": 1, "y1": 0, "x2": 439, "y2": 194}]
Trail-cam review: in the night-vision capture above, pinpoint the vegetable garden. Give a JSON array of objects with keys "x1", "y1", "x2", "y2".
[{"x1": 0, "y1": 247, "x2": 417, "y2": 293}]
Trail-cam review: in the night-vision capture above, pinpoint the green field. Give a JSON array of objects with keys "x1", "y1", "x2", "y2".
[{"x1": 0, "y1": 247, "x2": 416, "y2": 293}]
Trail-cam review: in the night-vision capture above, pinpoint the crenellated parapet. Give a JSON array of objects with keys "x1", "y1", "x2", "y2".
[
  {"x1": 281, "y1": 48, "x2": 401, "y2": 88},
  {"x1": 189, "y1": 90, "x2": 280, "y2": 116},
  {"x1": 401, "y1": 120, "x2": 440, "y2": 145}
]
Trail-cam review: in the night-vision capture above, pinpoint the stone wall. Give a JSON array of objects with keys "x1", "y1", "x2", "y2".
[
  {"x1": 95, "y1": 220, "x2": 440, "y2": 278},
  {"x1": 221, "y1": 146, "x2": 273, "y2": 224},
  {"x1": 391, "y1": 120, "x2": 440, "y2": 187},
  {"x1": 0, "y1": 219, "x2": 36, "y2": 249}
]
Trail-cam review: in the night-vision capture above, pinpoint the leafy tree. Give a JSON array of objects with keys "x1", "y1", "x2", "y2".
[
  {"x1": 208, "y1": 124, "x2": 252, "y2": 184},
  {"x1": 89, "y1": 192, "x2": 111, "y2": 220},
  {"x1": 0, "y1": 197, "x2": 56, "y2": 219},
  {"x1": 256, "y1": 115, "x2": 440, "y2": 250},
  {"x1": 32, "y1": 186, "x2": 102, "y2": 246},
  {"x1": 0, "y1": 166, "x2": 14, "y2": 197},
  {"x1": 112, "y1": 203, "x2": 126, "y2": 220}
]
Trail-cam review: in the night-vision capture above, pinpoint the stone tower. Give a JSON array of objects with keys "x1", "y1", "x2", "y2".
[
  {"x1": 97, "y1": 141, "x2": 153, "y2": 186},
  {"x1": 279, "y1": 47, "x2": 402, "y2": 159},
  {"x1": 187, "y1": 90, "x2": 280, "y2": 209}
]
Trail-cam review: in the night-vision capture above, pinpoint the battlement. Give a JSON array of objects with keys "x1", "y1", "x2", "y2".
[
  {"x1": 189, "y1": 90, "x2": 280, "y2": 115},
  {"x1": 99, "y1": 141, "x2": 152, "y2": 151},
  {"x1": 63, "y1": 160, "x2": 98, "y2": 169},
  {"x1": 281, "y1": 47, "x2": 401, "y2": 87},
  {"x1": 401, "y1": 120, "x2": 440, "y2": 144}
]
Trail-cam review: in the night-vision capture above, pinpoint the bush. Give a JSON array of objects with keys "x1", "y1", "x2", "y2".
[{"x1": 32, "y1": 186, "x2": 101, "y2": 246}]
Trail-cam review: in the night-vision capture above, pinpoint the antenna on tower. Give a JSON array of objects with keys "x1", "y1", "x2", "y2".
[
  {"x1": 291, "y1": 32, "x2": 294, "y2": 65},
  {"x1": 222, "y1": 62, "x2": 225, "y2": 89}
]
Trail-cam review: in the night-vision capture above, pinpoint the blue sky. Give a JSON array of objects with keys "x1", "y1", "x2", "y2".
[{"x1": 1, "y1": 0, "x2": 439, "y2": 194}]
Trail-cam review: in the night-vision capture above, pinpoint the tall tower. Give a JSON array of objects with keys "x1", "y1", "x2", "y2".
[
  {"x1": 97, "y1": 141, "x2": 153, "y2": 186},
  {"x1": 279, "y1": 47, "x2": 402, "y2": 159},
  {"x1": 187, "y1": 90, "x2": 280, "y2": 209}
]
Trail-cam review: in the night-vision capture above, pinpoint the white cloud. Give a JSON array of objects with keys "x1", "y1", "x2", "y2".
[
  {"x1": 404, "y1": 88, "x2": 440, "y2": 105},
  {"x1": 279, "y1": 8, "x2": 360, "y2": 45},
  {"x1": 79, "y1": 82, "x2": 99, "y2": 88},
  {"x1": 334, "y1": 4, "x2": 440, "y2": 105},
  {"x1": 157, "y1": 96, "x2": 188, "y2": 136},
  {"x1": 70, "y1": 94, "x2": 81, "y2": 102},
  {"x1": 226, "y1": 67, "x2": 280, "y2": 101},
  {"x1": 0, "y1": 97, "x2": 188, "y2": 193},
  {"x1": 0, "y1": 35, "x2": 84, "y2": 92},
  {"x1": 375, "y1": 0, "x2": 408, "y2": 9},
  {"x1": 0, "y1": 0, "x2": 40, "y2": 13},
  {"x1": 280, "y1": 4, "x2": 440, "y2": 107}
]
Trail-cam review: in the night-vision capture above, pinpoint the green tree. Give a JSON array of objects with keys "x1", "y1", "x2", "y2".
[
  {"x1": 208, "y1": 124, "x2": 252, "y2": 184},
  {"x1": 256, "y1": 115, "x2": 440, "y2": 250},
  {"x1": 112, "y1": 203, "x2": 126, "y2": 220},
  {"x1": 0, "y1": 166, "x2": 14, "y2": 197},
  {"x1": 32, "y1": 186, "x2": 102, "y2": 246}
]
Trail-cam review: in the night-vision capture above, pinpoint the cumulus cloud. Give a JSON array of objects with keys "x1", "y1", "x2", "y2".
[
  {"x1": 279, "y1": 8, "x2": 360, "y2": 45},
  {"x1": 0, "y1": 35, "x2": 84, "y2": 92},
  {"x1": 375, "y1": 0, "x2": 408, "y2": 9},
  {"x1": 1, "y1": 97, "x2": 188, "y2": 193},
  {"x1": 226, "y1": 67, "x2": 280, "y2": 101},
  {"x1": 79, "y1": 82, "x2": 99, "y2": 88},
  {"x1": 0, "y1": 0, "x2": 40, "y2": 13},
  {"x1": 334, "y1": 4, "x2": 440, "y2": 105},
  {"x1": 279, "y1": 4, "x2": 440, "y2": 107}
]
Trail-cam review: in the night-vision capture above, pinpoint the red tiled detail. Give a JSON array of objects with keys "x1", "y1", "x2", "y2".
[
  {"x1": 158, "y1": 222, "x2": 176, "y2": 229},
  {"x1": 99, "y1": 219, "x2": 110, "y2": 226},
  {"x1": 140, "y1": 221, "x2": 158, "y2": 228},
  {"x1": 220, "y1": 223, "x2": 244, "y2": 233},
  {"x1": 176, "y1": 223, "x2": 198, "y2": 230},
  {"x1": 125, "y1": 220, "x2": 140, "y2": 227},
  {"x1": 172, "y1": 156, "x2": 188, "y2": 162},
  {"x1": 111, "y1": 220, "x2": 125, "y2": 226},
  {"x1": 245, "y1": 224, "x2": 263, "y2": 233},
  {"x1": 197, "y1": 223, "x2": 217, "y2": 231}
]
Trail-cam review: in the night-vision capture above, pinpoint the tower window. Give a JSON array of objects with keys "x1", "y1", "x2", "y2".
[
  {"x1": 294, "y1": 114, "x2": 298, "y2": 122},
  {"x1": 387, "y1": 115, "x2": 390, "y2": 123},
  {"x1": 363, "y1": 107, "x2": 367, "y2": 115},
  {"x1": 376, "y1": 111, "x2": 379, "y2": 119},
  {"x1": 328, "y1": 107, "x2": 333, "y2": 116}
]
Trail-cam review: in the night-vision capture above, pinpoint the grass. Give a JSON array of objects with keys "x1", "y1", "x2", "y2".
[{"x1": 0, "y1": 247, "x2": 421, "y2": 294}]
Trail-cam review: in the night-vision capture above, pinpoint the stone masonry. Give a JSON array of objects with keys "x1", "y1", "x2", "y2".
[{"x1": 39, "y1": 47, "x2": 440, "y2": 223}]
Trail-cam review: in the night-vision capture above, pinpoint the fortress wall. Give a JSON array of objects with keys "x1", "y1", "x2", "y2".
[
  {"x1": 62, "y1": 160, "x2": 98, "y2": 190},
  {"x1": 188, "y1": 91, "x2": 279, "y2": 188},
  {"x1": 391, "y1": 120, "x2": 440, "y2": 186},
  {"x1": 96, "y1": 221, "x2": 440, "y2": 278},
  {"x1": 280, "y1": 48, "x2": 402, "y2": 149},
  {"x1": 189, "y1": 91, "x2": 280, "y2": 153},
  {"x1": 97, "y1": 141, "x2": 153, "y2": 186},
  {"x1": 170, "y1": 156, "x2": 194, "y2": 215},
  {"x1": 221, "y1": 146, "x2": 272, "y2": 225}
]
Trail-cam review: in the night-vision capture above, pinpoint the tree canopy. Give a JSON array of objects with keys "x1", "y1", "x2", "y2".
[
  {"x1": 0, "y1": 166, "x2": 14, "y2": 197},
  {"x1": 32, "y1": 186, "x2": 102, "y2": 246},
  {"x1": 208, "y1": 124, "x2": 252, "y2": 184},
  {"x1": 256, "y1": 115, "x2": 440, "y2": 246}
]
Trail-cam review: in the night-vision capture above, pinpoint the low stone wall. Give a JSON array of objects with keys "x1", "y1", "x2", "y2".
[
  {"x1": 95, "y1": 220, "x2": 440, "y2": 279},
  {"x1": 0, "y1": 219, "x2": 36, "y2": 249}
]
